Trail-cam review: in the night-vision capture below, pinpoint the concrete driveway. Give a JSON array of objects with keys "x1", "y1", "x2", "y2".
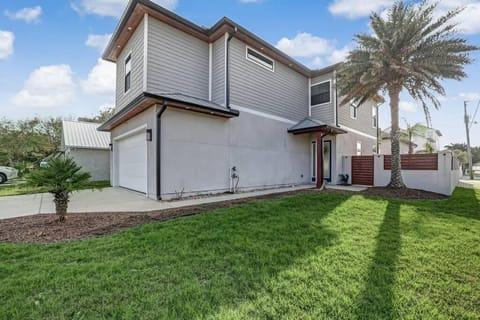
[
  {"x1": 0, "y1": 185, "x2": 312, "y2": 220},
  {"x1": 458, "y1": 179, "x2": 480, "y2": 189}
]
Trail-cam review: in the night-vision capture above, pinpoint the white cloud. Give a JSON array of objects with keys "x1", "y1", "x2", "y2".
[
  {"x1": 459, "y1": 92, "x2": 480, "y2": 101},
  {"x1": 400, "y1": 101, "x2": 419, "y2": 113},
  {"x1": 81, "y1": 59, "x2": 116, "y2": 97},
  {"x1": 331, "y1": 0, "x2": 480, "y2": 34},
  {"x1": 0, "y1": 31, "x2": 14, "y2": 59},
  {"x1": 5, "y1": 6, "x2": 42, "y2": 23},
  {"x1": 276, "y1": 32, "x2": 351, "y2": 68},
  {"x1": 11, "y1": 65, "x2": 75, "y2": 107},
  {"x1": 329, "y1": 0, "x2": 394, "y2": 19},
  {"x1": 72, "y1": 0, "x2": 178, "y2": 17},
  {"x1": 276, "y1": 33, "x2": 334, "y2": 57},
  {"x1": 86, "y1": 34, "x2": 112, "y2": 52}
]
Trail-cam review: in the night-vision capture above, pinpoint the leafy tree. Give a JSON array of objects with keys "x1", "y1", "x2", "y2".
[
  {"x1": 78, "y1": 106, "x2": 115, "y2": 123},
  {"x1": 337, "y1": 1, "x2": 478, "y2": 188},
  {"x1": 27, "y1": 157, "x2": 91, "y2": 222}
]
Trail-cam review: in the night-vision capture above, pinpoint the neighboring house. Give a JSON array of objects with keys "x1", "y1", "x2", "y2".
[
  {"x1": 413, "y1": 128, "x2": 443, "y2": 153},
  {"x1": 62, "y1": 121, "x2": 111, "y2": 181},
  {"x1": 98, "y1": 0, "x2": 380, "y2": 199},
  {"x1": 379, "y1": 137, "x2": 416, "y2": 155}
]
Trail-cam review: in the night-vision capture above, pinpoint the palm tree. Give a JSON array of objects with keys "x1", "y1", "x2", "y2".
[
  {"x1": 27, "y1": 157, "x2": 91, "y2": 222},
  {"x1": 402, "y1": 119, "x2": 428, "y2": 154},
  {"x1": 337, "y1": 1, "x2": 478, "y2": 188}
]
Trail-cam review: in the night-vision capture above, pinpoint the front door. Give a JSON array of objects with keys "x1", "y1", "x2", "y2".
[{"x1": 323, "y1": 140, "x2": 332, "y2": 182}]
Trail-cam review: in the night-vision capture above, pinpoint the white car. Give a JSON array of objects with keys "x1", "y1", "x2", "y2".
[{"x1": 0, "y1": 166, "x2": 18, "y2": 184}]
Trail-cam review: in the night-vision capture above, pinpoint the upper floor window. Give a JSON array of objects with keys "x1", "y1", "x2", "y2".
[
  {"x1": 350, "y1": 100, "x2": 358, "y2": 119},
  {"x1": 124, "y1": 54, "x2": 132, "y2": 93},
  {"x1": 311, "y1": 81, "x2": 331, "y2": 106},
  {"x1": 356, "y1": 141, "x2": 362, "y2": 156},
  {"x1": 246, "y1": 47, "x2": 274, "y2": 71},
  {"x1": 372, "y1": 105, "x2": 377, "y2": 128}
]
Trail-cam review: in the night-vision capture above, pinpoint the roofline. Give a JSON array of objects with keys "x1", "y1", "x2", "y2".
[
  {"x1": 98, "y1": 92, "x2": 239, "y2": 131},
  {"x1": 64, "y1": 145, "x2": 110, "y2": 151},
  {"x1": 288, "y1": 124, "x2": 347, "y2": 135},
  {"x1": 103, "y1": 0, "x2": 340, "y2": 77}
]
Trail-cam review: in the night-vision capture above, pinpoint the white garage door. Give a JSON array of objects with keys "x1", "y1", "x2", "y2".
[{"x1": 117, "y1": 130, "x2": 147, "y2": 193}]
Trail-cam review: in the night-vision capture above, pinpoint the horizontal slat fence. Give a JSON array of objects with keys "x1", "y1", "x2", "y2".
[{"x1": 384, "y1": 154, "x2": 438, "y2": 171}]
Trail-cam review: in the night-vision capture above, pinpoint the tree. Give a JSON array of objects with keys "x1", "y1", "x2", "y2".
[
  {"x1": 27, "y1": 157, "x2": 91, "y2": 222},
  {"x1": 78, "y1": 105, "x2": 115, "y2": 123},
  {"x1": 337, "y1": 1, "x2": 478, "y2": 188},
  {"x1": 402, "y1": 120, "x2": 428, "y2": 154}
]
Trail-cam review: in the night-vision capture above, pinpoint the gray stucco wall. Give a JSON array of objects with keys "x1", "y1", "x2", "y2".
[
  {"x1": 160, "y1": 108, "x2": 311, "y2": 199},
  {"x1": 110, "y1": 106, "x2": 157, "y2": 198},
  {"x1": 67, "y1": 148, "x2": 110, "y2": 182},
  {"x1": 229, "y1": 38, "x2": 309, "y2": 121},
  {"x1": 115, "y1": 18, "x2": 144, "y2": 112},
  {"x1": 147, "y1": 16, "x2": 209, "y2": 99}
]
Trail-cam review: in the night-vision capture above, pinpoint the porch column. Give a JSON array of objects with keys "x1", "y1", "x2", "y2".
[{"x1": 316, "y1": 131, "x2": 324, "y2": 188}]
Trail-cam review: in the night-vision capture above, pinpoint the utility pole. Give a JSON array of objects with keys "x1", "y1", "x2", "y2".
[{"x1": 464, "y1": 101, "x2": 474, "y2": 180}]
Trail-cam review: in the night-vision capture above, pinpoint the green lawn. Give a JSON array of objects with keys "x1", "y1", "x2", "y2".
[
  {"x1": 1, "y1": 188, "x2": 479, "y2": 319},
  {"x1": 0, "y1": 180, "x2": 111, "y2": 197}
]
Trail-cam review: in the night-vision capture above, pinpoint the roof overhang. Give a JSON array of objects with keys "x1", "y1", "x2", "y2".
[
  {"x1": 98, "y1": 92, "x2": 239, "y2": 132},
  {"x1": 102, "y1": 0, "x2": 335, "y2": 78},
  {"x1": 288, "y1": 117, "x2": 347, "y2": 135}
]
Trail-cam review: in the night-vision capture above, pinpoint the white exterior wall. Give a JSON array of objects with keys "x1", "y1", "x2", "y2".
[
  {"x1": 66, "y1": 148, "x2": 110, "y2": 182},
  {"x1": 160, "y1": 108, "x2": 311, "y2": 199}
]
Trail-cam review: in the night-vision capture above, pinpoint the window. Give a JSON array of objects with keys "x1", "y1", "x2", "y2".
[
  {"x1": 372, "y1": 144, "x2": 378, "y2": 154},
  {"x1": 356, "y1": 141, "x2": 362, "y2": 156},
  {"x1": 246, "y1": 47, "x2": 274, "y2": 71},
  {"x1": 350, "y1": 101, "x2": 358, "y2": 119},
  {"x1": 124, "y1": 54, "x2": 132, "y2": 93},
  {"x1": 311, "y1": 81, "x2": 331, "y2": 106},
  {"x1": 372, "y1": 106, "x2": 377, "y2": 128}
]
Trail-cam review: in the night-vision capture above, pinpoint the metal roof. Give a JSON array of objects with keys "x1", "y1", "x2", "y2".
[
  {"x1": 62, "y1": 120, "x2": 110, "y2": 150},
  {"x1": 288, "y1": 117, "x2": 347, "y2": 135}
]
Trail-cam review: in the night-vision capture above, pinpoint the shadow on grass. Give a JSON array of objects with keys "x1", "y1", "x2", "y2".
[
  {"x1": 355, "y1": 201, "x2": 401, "y2": 319},
  {"x1": 0, "y1": 193, "x2": 351, "y2": 319}
]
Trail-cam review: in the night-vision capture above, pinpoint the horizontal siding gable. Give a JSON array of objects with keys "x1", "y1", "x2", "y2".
[
  {"x1": 115, "y1": 18, "x2": 144, "y2": 112},
  {"x1": 212, "y1": 36, "x2": 225, "y2": 105},
  {"x1": 147, "y1": 16, "x2": 209, "y2": 100},
  {"x1": 229, "y1": 38, "x2": 308, "y2": 121},
  {"x1": 310, "y1": 73, "x2": 334, "y2": 124}
]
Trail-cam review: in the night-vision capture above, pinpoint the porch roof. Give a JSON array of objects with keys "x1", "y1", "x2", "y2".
[{"x1": 288, "y1": 117, "x2": 347, "y2": 135}]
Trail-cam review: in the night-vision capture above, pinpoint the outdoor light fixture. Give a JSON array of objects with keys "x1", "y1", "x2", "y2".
[
  {"x1": 146, "y1": 129, "x2": 153, "y2": 141},
  {"x1": 109, "y1": 143, "x2": 113, "y2": 151}
]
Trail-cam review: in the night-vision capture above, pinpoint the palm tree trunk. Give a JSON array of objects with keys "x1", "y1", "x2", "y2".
[
  {"x1": 54, "y1": 191, "x2": 69, "y2": 222},
  {"x1": 388, "y1": 86, "x2": 406, "y2": 189}
]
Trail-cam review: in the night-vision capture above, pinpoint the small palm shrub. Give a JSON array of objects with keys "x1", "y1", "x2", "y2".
[{"x1": 27, "y1": 157, "x2": 91, "y2": 222}]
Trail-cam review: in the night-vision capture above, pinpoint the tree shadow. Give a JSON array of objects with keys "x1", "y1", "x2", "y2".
[
  {"x1": 5, "y1": 193, "x2": 351, "y2": 319},
  {"x1": 355, "y1": 201, "x2": 401, "y2": 319}
]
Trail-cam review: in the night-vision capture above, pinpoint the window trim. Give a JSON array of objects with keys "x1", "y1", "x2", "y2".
[
  {"x1": 245, "y1": 46, "x2": 275, "y2": 72},
  {"x1": 124, "y1": 51, "x2": 132, "y2": 94},
  {"x1": 350, "y1": 100, "x2": 358, "y2": 119},
  {"x1": 310, "y1": 79, "x2": 332, "y2": 107}
]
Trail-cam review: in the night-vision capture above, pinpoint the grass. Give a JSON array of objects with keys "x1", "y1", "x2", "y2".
[
  {"x1": 0, "y1": 180, "x2": 111, "y2": 197},
  {"x1": 1, "y1": 188, "x2": 479, "y2": 319}
]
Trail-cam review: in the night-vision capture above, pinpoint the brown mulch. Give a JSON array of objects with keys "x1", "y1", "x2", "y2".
[{"x1": 0, "y1": 187, "x2": 447, "y2": 244}]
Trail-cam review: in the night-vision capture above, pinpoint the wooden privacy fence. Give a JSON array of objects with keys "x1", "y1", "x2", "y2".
[
  {"x1": 351, "y1": 156, "x2": 374, "y2": 185},
  {"x1": 383, "y1": 154, "x2": 438, "y2": 170}
]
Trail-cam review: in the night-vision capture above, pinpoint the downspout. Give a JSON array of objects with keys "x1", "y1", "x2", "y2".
[
  {"x1": 334, "y1": 70, "x2": 339, "y2": 126},
  {"x1": 225, "y1": 26, "x2": 238, "y2": 109},
  {"x1": 156, "y1": 101, "x2": 168, "y2": 200}
]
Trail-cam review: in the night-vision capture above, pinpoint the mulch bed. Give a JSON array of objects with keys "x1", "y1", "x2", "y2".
[{"x1": 0, "y1": 187, "x2": 447, "y2": 244}]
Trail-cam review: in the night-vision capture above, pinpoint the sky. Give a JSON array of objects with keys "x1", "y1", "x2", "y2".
[{"x1": 0, "y1": 0, "x2": 479, "y2": 147}]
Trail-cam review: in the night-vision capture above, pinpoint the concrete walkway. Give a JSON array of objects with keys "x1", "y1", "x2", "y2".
[
  {"x1": 0, "y1": 185, "x2": 313, "y2": 220},
  {"x1": 458, "y1": 179, "x2": 480, "y2": 189}
]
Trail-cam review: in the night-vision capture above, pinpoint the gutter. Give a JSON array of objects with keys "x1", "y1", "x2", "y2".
[
  {"x1": 225, "y1": 26, "x2": 238, "y2": 109},
  {"x1": 156, "y1": 101, "x2": 168, "y2": 200}
]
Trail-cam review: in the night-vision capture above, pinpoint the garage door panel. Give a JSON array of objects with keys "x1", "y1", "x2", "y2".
[{"x1": 117, "y1": 130, "x2": 147, "y2": 193}]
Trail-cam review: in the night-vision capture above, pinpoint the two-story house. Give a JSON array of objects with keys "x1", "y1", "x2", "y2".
[{"x1": 98, "y1": 0, "x2": 379, "y2": 199}]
